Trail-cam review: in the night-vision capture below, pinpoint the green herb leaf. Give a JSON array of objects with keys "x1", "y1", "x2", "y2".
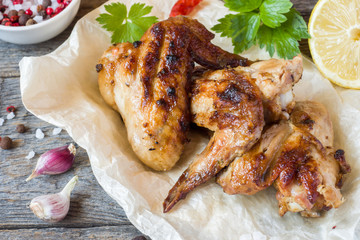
[
  {"x1": 96, "y1": 3, "x2": 158, "y2": 44},
  {"x1": 212, "y1": 0, "x2": 310, "y2": 59},
  {"x1": 224, "y1": 0, "x2": 263, "y2": 13},
  {"x1": 282, "y1": 8, "x2": 311, "y2": 40},
  {"x1": 259, "y1": 0, "x2": 293, "y2": 28},
  {"x1": 230, "y1": 13, "x2": 261, "y2": 53},
  {"x1": 212, "y1": 14, "x2": 236, "y2": 38}
]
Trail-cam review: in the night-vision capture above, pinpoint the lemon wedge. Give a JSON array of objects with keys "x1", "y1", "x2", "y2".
[{"x1": 308, "y1": 0, "x2": 360, "y2": 89}]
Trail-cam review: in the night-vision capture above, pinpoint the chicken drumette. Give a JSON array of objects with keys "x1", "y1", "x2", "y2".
[
  {"x1": 217, "y1": 101, "x2": 351, "y2": 217},
  {"x1": 163, "y1": 56, "x2": 303, "y2": 212},
  {"x1": 97, "y1": 16, "x2": 249, "y2": 171}
]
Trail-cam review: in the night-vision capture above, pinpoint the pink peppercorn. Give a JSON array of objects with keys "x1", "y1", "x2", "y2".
[
  {"x1": 12, "y1": 22, "x2": 19, "y2": 26},
  {"x1": 25, "y1": 9, "x2": 32, "y2": 16},
  {"x1": 54, "y1": 7, "x2": 62, "y2": 14},
  {"x1": 56, "y1": 0, "x2": 62, "y2": 3},
  {"x1": 46, "y1": 7, "x2": 53, "y2": 15}
]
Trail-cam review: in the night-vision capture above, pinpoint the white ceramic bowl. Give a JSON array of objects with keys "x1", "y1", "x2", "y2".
[{"x1": 0, "y1": 0, "x2": 81, "y2": 44}]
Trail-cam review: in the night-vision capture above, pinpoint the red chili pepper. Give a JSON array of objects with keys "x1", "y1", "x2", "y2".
[
  {"x1": 6, "y1": 106, "x2": 16, "y2": 113},
  {"x1": 169, "y1": 0, "x2": 203, "y2": 17}
]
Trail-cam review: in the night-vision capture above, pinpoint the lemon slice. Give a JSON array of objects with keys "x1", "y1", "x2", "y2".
[{"x1": 308, "y1": 0, "x2": 360, "y2": 89}]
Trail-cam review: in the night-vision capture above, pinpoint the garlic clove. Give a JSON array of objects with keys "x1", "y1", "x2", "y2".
[
  {"x1": 29, "y1": 175, "x2": 78, "y2": 222},
  {"x1": 26, "y1": 143, "x2": 76, "y2": 181}
]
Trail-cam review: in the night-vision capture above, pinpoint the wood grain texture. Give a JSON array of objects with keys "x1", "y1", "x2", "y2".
[{"x1": 1, "y1": 0, "x2": 358, "y2": 239}]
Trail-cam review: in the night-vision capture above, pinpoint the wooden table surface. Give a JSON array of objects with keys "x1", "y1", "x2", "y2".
[{"x1": 0, "y1": 0, "x2": 358, "y2": 239}]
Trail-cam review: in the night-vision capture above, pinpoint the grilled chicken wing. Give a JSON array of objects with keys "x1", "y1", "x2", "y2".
[
  {"x1": 97, "y1": 16, "x2": 249, "y2": 171},
  {"x1": 163, "y1": 69, "x2": 265, "y2": 212},
  {"x1": 217, "y1": 101, "x2": 351, "y2": 217},
  {"x1": 163, "y1": 56, "x2": 303, "y2": 212}
]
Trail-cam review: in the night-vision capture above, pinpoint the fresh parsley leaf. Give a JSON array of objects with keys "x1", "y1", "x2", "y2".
[
  {"x1": 230, "y1": 13, "x2": 261, "y2": 53},
  {"x1": 96, "y1": 3, "x2": 158, "y2": 44},
  {"x1": 259, "y1": 0, "x2": 293, "y2": 28},
  {"x1": 272, "y1": 28, "x2": 300, "y2": 59},
  {"x1": 212, "y1": 14, "x2": 236, "y2": 38},
  {"x1": 257, "y1": 25, "x2": 275, "y2": 57},
  {"x1": 282, "y1": 9, "x2": 311, "y2": 40},
  {"x1": 224, "y1": 0, "x2": 262, "y2": 13},
  {"x1": 212, "y1": 0, "x2": 310, "y2": 59}
]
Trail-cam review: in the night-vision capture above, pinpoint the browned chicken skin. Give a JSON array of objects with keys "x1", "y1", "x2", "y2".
[
  {"x1": 217, "y1": 101, "x2": 351, "y2": 217},
  {"x1": 163, "y1": 56, "x2": 303, "y2": 212},
  {"x1": 97, "y1": 16, "x2": 249, "y2": 171},
  {"x1": 163, "y1": 69, "x2": 265, "y2": 212}
]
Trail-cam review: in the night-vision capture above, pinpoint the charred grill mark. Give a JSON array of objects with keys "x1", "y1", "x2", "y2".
[
  {"x1": 167, "y1": 87, "x2": 176, "y2": 97},
  {"x1": 141, "y1": 23, "x2": 165, "y2": 105},
  {"x1": 298, "y1": 162, "x2": 320, "y2": 204},
  {"x1": 133, "y1": 41, "x2": 142, "y2": 48},
  {"x1": 149, "y1": 148, "x2": 156, "y2": 151},
  {"x1": 141, "y1": 76, "x2": 151, "y2": 100},
  {"x1": 334, "y1": 149, "x2": 351, "y2": 174},
  {"x1": 156, "y1": 98, "x2": 168, "y2": 110},
  {"x1": 166, "y1": 55, "x2": 179, "y2": 65},
  {"x1": 217, "y1": 84, "x2": 244, "y2": 104},
  {"x1": 169, "y1": 41, "x2": 175, "y2": 48}
]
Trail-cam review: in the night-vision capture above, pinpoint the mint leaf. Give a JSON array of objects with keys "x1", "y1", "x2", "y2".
[
  {"x1": 231, "y1": 13, "x2": 261, "y2": 53},
  {"x1": 259, "y1": 0, "x2": 292, "y2": 28},
  {"x1": 224, "y1": 0, "x2": 263, "y2": 13},
  {"x1": 283, "y1": 9, "x2": 311, "y2": 40},
  {"x1": 96, "y1": 3, "x2": 158, "y2": 44}
]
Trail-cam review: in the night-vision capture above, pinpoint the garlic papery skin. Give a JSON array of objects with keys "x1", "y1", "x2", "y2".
[
  {"x1": 29, "y1": 175, "x2": 78, "y2": 222},
  {"x1": 26, "y1": 143, "x2": 76, "y2": 181}
]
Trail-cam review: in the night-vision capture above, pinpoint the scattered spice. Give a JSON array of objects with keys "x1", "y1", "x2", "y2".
[
  {"x1": 52, "y1": 127, "x2": 62, "y2": 135},
  {"x1": 0, "y1": 136, "x2": 13, "y2": 150},
  {"x1": 25, "y1": 150, "x2": 36, "y2": 160},
  {"x1": 0, "y1": 0, "x2": 73, "y2": 26},
  {"x1": 6, "y1": 105, "x2": 16, "y2": 112},
  {"x1": 35, "y1": 128, "x2": 44, "y2": 139},
  {"x1": 16, "y1": 124, "x2": 26, "y2": 133},
  {"x1": 6, "y1": 111, "x2": 15, "y2": 119}
]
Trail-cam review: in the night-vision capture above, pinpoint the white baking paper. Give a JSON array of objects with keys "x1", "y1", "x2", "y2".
[{"x1": 19, "y1": 0, "x2": 360, "y2": 239}]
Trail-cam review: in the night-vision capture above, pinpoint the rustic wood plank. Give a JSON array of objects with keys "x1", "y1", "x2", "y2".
[
  {"x1": 0, "y1": 76, "x2": 137, "y2": 227},
  {"x1": 0, "y1": 226, "x2": 146, "y2": 240}
]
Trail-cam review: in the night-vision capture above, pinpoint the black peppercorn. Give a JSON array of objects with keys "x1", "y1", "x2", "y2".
[
  {"x1": 8, "y1": 10, "x2": 18, "y2": 18},
  {"x1": 25, "y1": 18, "x2": 36, "y2": 26},
  {"x1": 18, "y1": 14, "x2": 30, "y2": 26},
  {"x1": 96, "y1": 64, "x2": 103, "y2": 72},
  {"x1": 42, "y1": 0, "x2": 51, "y2": 9},
  {"x1": 132, "y1": 236, "x2": 147, "y2": 240},
  {"x1": 0, "y1": 136, "x2": 13, "y2": 150},
  {"x1": 18, "y1": 9, "x2": 25, "y2": 16},
  {"x1": 38, "y1": 10, "x2": 46, "y2": 19},
  {"x1": 16, "y1": 124, "x2": 26, "y2": 133}
]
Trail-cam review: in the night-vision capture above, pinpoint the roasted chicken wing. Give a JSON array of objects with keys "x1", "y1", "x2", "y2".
[
  {"x1": 97, "y1": 16, "x2": 249, "y2": 171},
  {"x1": 217, "y1": 101, "x2": 351, "y2": 217},
  {"x1": 163, "y1": 56, "x2": 303, "y2": 212}
]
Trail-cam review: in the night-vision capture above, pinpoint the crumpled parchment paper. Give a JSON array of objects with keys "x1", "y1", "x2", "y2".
[{"x1": 19, "y1": 0, "x2": 360, "y2": 239}]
